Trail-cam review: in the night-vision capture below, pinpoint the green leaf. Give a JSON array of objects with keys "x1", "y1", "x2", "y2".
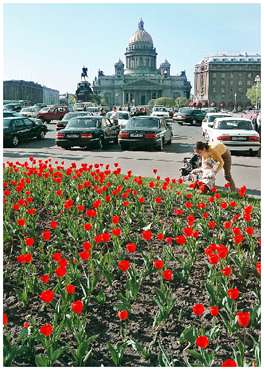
[
  {"x1": 35, "y1": 354, "x2": 50, "y2": 367},
  {"x1": 180, "y1": 326, "x2": 196, "y2": 344}
]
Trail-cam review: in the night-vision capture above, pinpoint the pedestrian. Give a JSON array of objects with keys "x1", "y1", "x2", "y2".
[
  {"x1": 111, "y1": 106, "x2": 119, "y2": 125},
  {"x1": 195, "y1": 141, "x2": 236, "y2": 192}
]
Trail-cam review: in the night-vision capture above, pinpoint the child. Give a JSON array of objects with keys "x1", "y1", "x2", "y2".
[{"x1": 183, "y1": 157, "x2": 217, "y2": 193}]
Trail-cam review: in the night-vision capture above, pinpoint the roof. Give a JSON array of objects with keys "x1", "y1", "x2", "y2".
[
  {"x1": 128, "y1": 19, "x2": 153, "y2": 46},
  {"x1": 214, "y1": 117, "x2": 252, "y2": 122},
  {"x1": 199, "y1": 54, "x2": 261, "y2": 64}
]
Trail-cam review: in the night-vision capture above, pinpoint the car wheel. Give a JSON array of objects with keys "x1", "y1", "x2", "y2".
[
  {"x1": 37, "y1": 130, "x2": 46, "y2": 140},
  {"x1": 12, "y1": 135, "x2": 19, "y2": 147}
]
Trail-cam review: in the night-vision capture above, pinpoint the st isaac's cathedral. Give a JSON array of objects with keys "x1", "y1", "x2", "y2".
[{"x1": 93, "y1": 19, "x2": 191, "y2": 107}]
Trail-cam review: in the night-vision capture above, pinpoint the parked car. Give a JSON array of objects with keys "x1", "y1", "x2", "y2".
[
  {"x1": 55, "y1": 111, "x2": 91, "y2": 130},
  {"x1": 3, "y1": 111, "x2": 22, "y2": 118},
  {"x1": 3, "y1": 117, "x2": 47, "y2": 147},
  {"x1": 202, "y1": 112, "x2": 232, "y2": 137},
  {"x1": 118, "y1": 116, "x2": 172, "y2": 150},
  {"x1": 3, "y1": 103, "x2": 23, "y2": 112},
  {"x1": 56, "y1": 116, "x2": 119, "y2": 150},
  {"x1": 206, "y1": 117, "x2": 260, "y2": 156},
  {"x1": 20, "y1": 106, "x2": 40, "y2": 118},
  {"x1": 151, "y1": 106, "x2": 170, "y2": 118},
  {"x1": 37, "y1": 106, "x2": 68, "y2": 123},
  {"x1": 117, "y1": 111, "x2": 130, "y2": 129},
  {"x1": 173, "y1": 107, "x2": 206, "y2": 125}
]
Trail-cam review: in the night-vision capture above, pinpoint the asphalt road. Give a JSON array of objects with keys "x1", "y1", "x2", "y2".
[{"x1": 3, "y1": 122, "x2": 261, "y2": 195}]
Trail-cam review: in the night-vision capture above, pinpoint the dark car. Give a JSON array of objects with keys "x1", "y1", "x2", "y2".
[
  {"x1": 56, "y1": 111, "x2": 91, "y2": 130},
  {"x1": 3, "y1": 111, "x2": 22, "y2": 118},
  {"x1": 173, "y1": 107, "x2": 206, "y2": 125},
  {"x1": 118, "y1": 116, "x2": 172, "y2": 150},
  {"x1": 56, "y1": 116, "x2": 119, "y2": 150},
  {"x1": 3, "y1": 103, "x2": 23, "y2": 112},
  {"x1": 4, "y1": 117, "x2": 47, "y2": 147}
]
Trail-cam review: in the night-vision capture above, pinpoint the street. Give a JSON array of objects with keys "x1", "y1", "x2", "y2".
[{"x1": 3, "y1": 122, "x2": 261, "y2": 196}]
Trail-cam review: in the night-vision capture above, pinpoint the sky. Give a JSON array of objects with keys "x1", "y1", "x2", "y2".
[{"x1": 4, "y1": 3, "x2": 261, "y2": 94}]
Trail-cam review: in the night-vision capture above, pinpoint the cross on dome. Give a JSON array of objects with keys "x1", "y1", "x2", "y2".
[{"x1": 138, "y1": 18, "x2": 144, "y2": 30}]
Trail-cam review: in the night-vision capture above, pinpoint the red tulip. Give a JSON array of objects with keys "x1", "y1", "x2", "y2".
[
  {"x1": 112, "y1": 215, "x2": 120, "y2": 224},
  {"x1": 25, "y1": 237, "x2": 34, "y2": 247},
  {"x1": 17, "y1": 253, "x2": 32, "y2": 264},
  {"x1": 118, "y1": 260, "x2": 130, "y2": 272},
  {"x1": 141, "y1": 230, "x2": 152, "y2": 241},
  {"x1": 117, "y1": 310, "x2": 128, "y2": 321},
  {"x1": 50, "y1": 221, "x2": 58, "y2": 229},
  {"x1": 17, "y1": 218, "x2": 26, "y2": 227},
  {"x1": 162, "y1": 269, "x2": 173, "y2": 281},
  {"x1": 79, "y1": 250, "x2": 90, "y2": 261},
  {"x1": 39, "y1": 290, "x2": 54, "y2": 303},
  {"x1": 175, "y1": 235, "x2": 186, "y2": 245},
  {"x1": 221, "y1": 266, "x2": 232, "y2": 277},
  {"x1": 42, "y1": 230, "x2": 51, "y2": 241},
  {"x1": 3, "y1": 313, "x2": 8, "y2": 326},
  {"x1": 39, "y1": 323, "x2": 53, "y2": 336},
  {"x1": 236, "y1": 311, "x2": 250, "y2": 327},
  {"x1": 196, "y1": 335, "x2": 209, "y2": 349},
  {"x1": 210, "y1": 306, "x2": 219, "y2": 316},
  {"x1": 71, "y1": 300, "x2": 84, "y2": 315},
  {"x1": 256, "y1": 261, "x2": 261, "y2": 275},
  {"x1": 66, "y1": 284, "x2": 76, "y2": 295},
  {"x1": 222, "y1": 359, "x2": 237, "y2": 367},
  {"x1": 39, "y1": 274, "x2": 49, "y2": 284},
  {"x1": 227, "y1": 287, "x2": 239, "y2": 300},
  {"x1": 126, "y1": 243, "x2": 137, "y2": 253},
  {"x1": 153, "y1": 259, "x2": 164, "y2": 270},
  {"x1": 192, "y1": 304, "x2": 205, "y2": 316}
]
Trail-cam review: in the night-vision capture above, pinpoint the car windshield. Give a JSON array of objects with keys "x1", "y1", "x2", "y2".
[
  {"x1": 118, "y1": 113, "x2": 129, "y2": 120},
  {"x1": 3, "y1": 119, "x2": 11, "y2": 128},
  {"x1": 179, "y1": 108, "x2": 193, "y2": 114},
  {"x1": 67, "y1": 118, "x2": 100, "y2": 128},
  {"x1": 63, "y1": 112, "x2": 87, "y2": 121},
  {"x1": 208, "y1": 114, "x2": 230, "y2": 122},
  {"x1": 39, "y1": 107, "x2": 50, "y2": 112},
  {"x1": 126, "y1": 118, "x2": 159, "y2": 129},
  {"x1": 216, "y1": 120, "x2": 253, "y2": 130}
]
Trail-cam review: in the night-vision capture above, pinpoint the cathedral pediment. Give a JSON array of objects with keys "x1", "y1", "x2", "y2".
[{"x1": 124, "y1": 78, "x2": 161, "y2": 89}]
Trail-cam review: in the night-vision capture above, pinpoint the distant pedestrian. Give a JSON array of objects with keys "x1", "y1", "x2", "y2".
[{"x1": 195, "y1": 141, "x2": 236, "y2": 192}]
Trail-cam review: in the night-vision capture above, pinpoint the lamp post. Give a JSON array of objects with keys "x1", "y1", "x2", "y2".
[
  {"x1": 255, "y1": 75, "x2": 261, "y2": 110},
  {"x1": 234, "y1": 92, "x2": 237, "y2": 112}
]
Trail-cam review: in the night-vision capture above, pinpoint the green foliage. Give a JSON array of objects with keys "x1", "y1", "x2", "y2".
[
  {"x1": 175, "y1": 96, "x2": 189, "y2": 107},
  {"x1": 246, "y1": 84, "x2": 261, "y2": 107}
]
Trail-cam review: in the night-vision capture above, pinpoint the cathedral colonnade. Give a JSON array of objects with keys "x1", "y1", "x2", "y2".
[{"x1": 123, "y1": 90, "x2": 162, "y2": 105}]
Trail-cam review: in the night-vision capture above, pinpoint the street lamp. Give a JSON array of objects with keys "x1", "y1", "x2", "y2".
[
  {"x1": 254, "y1": 75, "x2": 261, "y2": 110},
  {"x1": 234, "y1": 92, "x2": 237, "y2": 112}
]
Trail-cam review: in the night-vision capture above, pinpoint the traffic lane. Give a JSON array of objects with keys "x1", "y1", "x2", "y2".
[{"x1": 3, "y1": 123, "x2": 261, "y2": 195}]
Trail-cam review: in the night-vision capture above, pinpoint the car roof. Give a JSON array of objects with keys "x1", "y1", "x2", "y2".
[
  {"x1": 4, "y1": 116, "x2": 24, "y2": 120},
  {"x1": 214, "y1": 117, "x2": 252, "y2": 122},
  {"x1": 207, "y1": 112, "x2": 232, "y2": 116},
  {"x1": 131, "y1": 115, "x2": 159, "y2": 119}
]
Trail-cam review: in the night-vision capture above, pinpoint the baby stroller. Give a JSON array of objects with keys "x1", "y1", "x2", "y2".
[{"x1": 180, "y1": 153, "x2": 201, "y2": 177}]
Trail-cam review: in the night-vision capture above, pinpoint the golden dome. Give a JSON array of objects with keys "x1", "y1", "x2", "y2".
[{"x1": 128, "y1": 19, "x2": 153, "y2": 46}]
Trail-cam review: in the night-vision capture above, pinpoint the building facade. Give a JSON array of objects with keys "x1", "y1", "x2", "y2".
[
  {"x1": 4, "y1": 80, "x2": 59, "y2": 105},
  {"x1": 93, "y1": 19, "x2": 191, "y2": 107},
  {"x1": 194, "y1": 54, "x2": 261, "y2": 109}
]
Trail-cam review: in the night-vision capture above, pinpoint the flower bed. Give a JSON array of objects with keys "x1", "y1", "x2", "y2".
[{"x1": 3, "y1": 158, "x2": 261, "y2": 367}]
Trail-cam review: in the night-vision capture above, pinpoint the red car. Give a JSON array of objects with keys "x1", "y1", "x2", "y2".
[{"x1": 37, "y1": 106, "x2": 68, "y2": 123}]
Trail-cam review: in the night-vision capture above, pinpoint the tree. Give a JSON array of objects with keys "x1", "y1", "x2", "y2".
[
  {"x1": 175, "y1": 97, "x2": 189, "y2": 108},
  {"x1": 149, "y1": 97, "x2": 175, "y2": 108},
  {"x1": 246, "y1": 84, "x2": 261, "y2": 107}
]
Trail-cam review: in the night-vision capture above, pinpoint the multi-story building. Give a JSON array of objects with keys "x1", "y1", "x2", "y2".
[
  {"x1": 4, "y1": 80, "x2": 59, "y2": 105},
  {"x1": 194, "y1": 53, "x2": 261, "y2": 109},
  {"x1": 93, "y1": 19, "x2": 191, "y2": 107}
]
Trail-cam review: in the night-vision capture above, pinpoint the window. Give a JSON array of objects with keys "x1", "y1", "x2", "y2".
[
  {"x1": 248, "y1": 73, "x2": 252, "y2": 78},
  {"x1": 221, "y1": 73, "x2": 225, "y2": 78},
  {"x1": 221, "y1": 80, "x2": 225, "y2": 85},
  {"x1": 221, "y1": 88, "x2": 225, "y2": 93},
  {"x1": 212, "y1": 73, "x2": 216, "y2": 78},
  {"x1": 212, "y1": 79, "x2": 216, "y2": 85},
  {"x1": 23, "y1": 118, "x2": 34, "y2": 127},
  {"x1": 14, "y1": 119, "x2": 24, "y2": 129},
  {"x1": 238, "y1": 81, "x2": 243, "y2": 86}
]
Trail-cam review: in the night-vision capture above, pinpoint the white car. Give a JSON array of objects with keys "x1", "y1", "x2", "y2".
[
  {"x1": 206, "y1": 117, "x2": 260, "y2": 156},
  {"x1": 202, "y1": 112, "x2": 232, "y2": 137},
  {"x1": 20, "y1": 106, "x2": 40, "y2": 118},
  {"x1": 151, "y1": 106, "x2": 170, "y2": 118},
  {"x1": 117, "y1": 111, "x2": 130, "y2": 129}
]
